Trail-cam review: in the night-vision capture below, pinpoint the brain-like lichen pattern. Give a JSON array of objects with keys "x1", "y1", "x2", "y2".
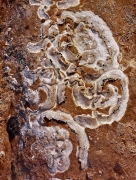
[
  {"x1": 21, "y1": 0, "x2": 129, "y2": 173},
  {"x1": 21, "y1": 123, "x2": 72, "y2": 175}
]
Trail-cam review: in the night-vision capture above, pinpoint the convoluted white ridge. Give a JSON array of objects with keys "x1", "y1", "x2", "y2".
[{"x1": 19, "y1": 0, "x2": 129, "y2": 174}]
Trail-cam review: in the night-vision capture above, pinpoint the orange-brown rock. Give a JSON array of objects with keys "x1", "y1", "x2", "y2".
[
  {"x1": 0, "y1": 123, "x2": 11, "y2": 180},
  {"x1": 0, "y1": 0, "x2": 136, "y2": 179}
]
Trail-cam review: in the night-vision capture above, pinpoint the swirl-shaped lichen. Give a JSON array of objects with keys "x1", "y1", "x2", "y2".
[{"x1": 19, "y1": 0, "x2": 129, "y2": 174}]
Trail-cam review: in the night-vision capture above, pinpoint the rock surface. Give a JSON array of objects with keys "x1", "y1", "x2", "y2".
[{"x1": 0, "y1": 0, "x2": 136, "y2": 179}]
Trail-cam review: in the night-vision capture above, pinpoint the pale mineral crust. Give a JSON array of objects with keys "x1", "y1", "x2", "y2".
[{"x1": 0, "y1": 0, "x2": 136, "y2": 180}]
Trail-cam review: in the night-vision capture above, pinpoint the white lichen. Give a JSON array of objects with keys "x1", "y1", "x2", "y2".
[
  {"x1": 20, "y1": 0, "x2": 129, "y2": 174},
  {"x1": 21, "y1": 122, "x2": 73, "y2": 175},
  {"x1": 57, "y1": 0, "x2": 80, "y2": 9}
]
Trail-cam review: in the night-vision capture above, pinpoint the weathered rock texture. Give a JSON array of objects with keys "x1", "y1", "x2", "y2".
[
  {"x1": 0, "y1": 0, "x2": 136, "y2": 179},
  {"x1": 0, "y1": 64, "x2": 12, "y2": 179}
]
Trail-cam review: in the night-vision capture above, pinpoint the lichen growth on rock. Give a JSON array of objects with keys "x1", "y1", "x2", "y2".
[
  {"x1": 21, "y1": 122, "x2": 73, "y2": 175},
  {"x1": 7, "y1": 0, "x2": 129, "y2": 174}
]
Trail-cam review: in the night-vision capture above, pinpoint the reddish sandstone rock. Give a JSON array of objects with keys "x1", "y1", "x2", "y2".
[
  {"x1": 0, "y1": 124, "x2": 11, "y2": 180},
  {"x1": 0, "y1": 0, "x2": 136, "y2": 179}
]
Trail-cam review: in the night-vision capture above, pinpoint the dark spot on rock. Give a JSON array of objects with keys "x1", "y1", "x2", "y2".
[
  {"x1": 58, "y1": 23, "x2": 63, "y2": 26},
  {"x1": 86, "y1": 174, "x2": 92, "y2": 180},
  {"x1": 11, "y1": 162, "x2": 16, "y2": 179},
  {"x1": 0, "y1": 24, "x2": 5, "y2": 33},
  {"x1": 74, "y1": 22, "x2": 78, "y2": 29},
  {"x1": 41, "y1": 19, "x2": 45, "y2": 23},
  {"x1": 92, "y1": 29, "x2": 97, "y2": 34},
  {"x1": 3, "y1": 72, "x2": 9, "y2": 77},
  {"x1": 25, "y1": 25, "x2": 29, "y2": 30},
  {"x1": 85, "y1": 73, "x2": 100, "y2": 81},
  {"x1": 7, "y1": 116, "x2": 19, "y2": 139},
  {"x1": 114, "y1": 163, "x2": 123, "y2": 175},
  {"x1": 44, "y1": 117, "x2": 50, "y2": 124},
  {"x1": 107, "y1": 177, "x2": 116, "y2": 180}
]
